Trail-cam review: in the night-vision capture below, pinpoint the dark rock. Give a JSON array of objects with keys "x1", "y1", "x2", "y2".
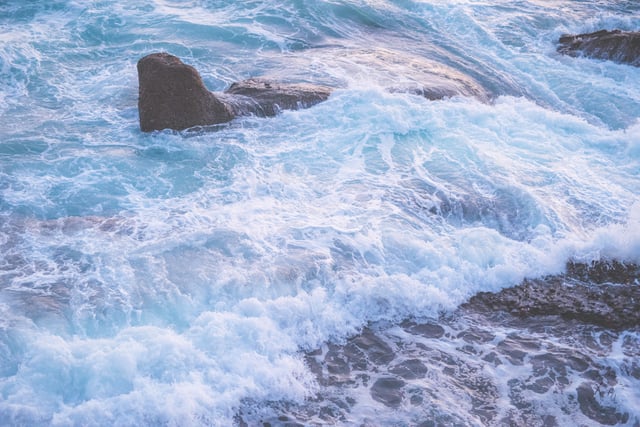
[
  {"x1": 576, "y1": 382, "x2": 629, "y2": 425},
  {"x1": 137, "y1": 53, "x2": 332, "y2": 132},
  {"x1": 557, "y1": 29, "x2": 640, "y2": 67},
  {"x1": 137, "y1": 53, "x2": 233, "y2": 132},
  {"x1": 370, "y1": 377, "x2": 405, "y2": 408},
  {"x1": 457, "y1": 327, "x2": 494, "y2": 344},
  {"x1": 347, "y1": 327, "x2": 396, "y2": 366},
  {"x1": 325, "y1": 346, "x2": 351, "y2": 376},
  {"x1": 461, "y1": 261, "x2": 640, "y2": 330},
  {"x1": 224, "y1": 78, "x2": 332, "y2": 117},
  {"x1": 565, "y1": 259, "x2": 639, "y2": 284},
  {"x1": 402, "y1": 321, "x2": 445, "y2": 338},
  {"x1": 495, "y1": 334, "x2": 540, "y2": 365},
  {"x1": 389, "y1": 359, "x2": 428, "y2": 380}
]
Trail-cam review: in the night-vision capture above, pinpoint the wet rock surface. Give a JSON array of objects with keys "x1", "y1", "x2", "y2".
[
  {"x1": 236, "y1": 261, "x2": 640, "y2": 426},
  {"x1": 137, "y1": 53, "x2": 332, "y2": 132},
  {"x1": 557, "y1": 29, "x2": 640, "y2": 67},
  {"x1": 463, "y1": 261, "x2": 640, "y2": 331},
  {"x1": 224, "y1": 78, "x2": 332, "y2": 117}
]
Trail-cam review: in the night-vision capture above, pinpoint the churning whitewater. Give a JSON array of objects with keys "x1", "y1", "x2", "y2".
[{"x1": 1, "y1": 1, "x2": 639, "y2": 426}]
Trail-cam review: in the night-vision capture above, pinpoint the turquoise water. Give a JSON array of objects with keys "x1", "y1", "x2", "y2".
[{"x1": 1, "y1": 1, "x2": 640, "y2": 425}]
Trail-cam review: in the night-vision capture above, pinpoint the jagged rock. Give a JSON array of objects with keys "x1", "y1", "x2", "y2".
[
  {"x1": 557, "y1": 29, "x2": 640, "y2": 67},
  {"x1": 137, "y1": 52, "x2": 332, "y2": 132},
  {"x1": 137, "y1": 53, "x2": 233, "y2": 132},
  {"x1": 462, "y1": 261, "x2": 640, "y2": 330}
]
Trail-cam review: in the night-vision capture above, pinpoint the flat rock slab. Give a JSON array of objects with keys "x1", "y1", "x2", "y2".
[{"x1": 224, "y1": 78, "x2": 332, "y2": 117}]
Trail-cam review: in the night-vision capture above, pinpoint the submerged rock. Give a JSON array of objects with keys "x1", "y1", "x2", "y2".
[
  {"x1": 329, "y1": 48, "x2": 492, "y2": 102},
  {"x1": 237, "y1": 260, "x2": 640, "y2": 426},
  {"x1": 137, "y1": 52, "x2": 332, "y2": 132},
  {"x1": 557, "y1": 29, "x2": 640, "y2": 67}
]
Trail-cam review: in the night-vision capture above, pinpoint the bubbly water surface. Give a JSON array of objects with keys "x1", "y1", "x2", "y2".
[{"x1": 1, "y1": 1, "x2": 639, "y2": 425}]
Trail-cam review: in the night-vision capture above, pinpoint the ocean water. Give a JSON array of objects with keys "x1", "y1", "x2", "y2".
[{"x1": 1, "y1": 0, "x2": 639, "y2": 425}]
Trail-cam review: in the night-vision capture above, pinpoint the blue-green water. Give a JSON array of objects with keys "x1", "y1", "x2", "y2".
[{"x1": 1, "y1": 1, "x2": 639, "y2": 425}]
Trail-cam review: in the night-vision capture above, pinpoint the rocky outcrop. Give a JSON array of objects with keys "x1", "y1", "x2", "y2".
[
  {"x1": 557, "y1": 29, "x2": 640, "y2": 67},
  {"x1": 137, "y1": 52, "x2": 333, "y2": 132},
  {"x1": 137, "y1": 53, "x2": 233, "y2": 132},
  {"x1": 462, "y1": 260, "x2": 640, "y2": 330},
  {"x1": 137, "y1": 50, "x2": 496, "y2": 132}
]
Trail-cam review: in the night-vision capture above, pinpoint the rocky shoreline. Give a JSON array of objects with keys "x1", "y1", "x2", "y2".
[{"x1": 237, "y1": 260, "x2": 640, "y2": 426}]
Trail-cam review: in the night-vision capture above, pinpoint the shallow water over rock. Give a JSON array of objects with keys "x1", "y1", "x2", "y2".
[{"x1": 239, "y1": 261, "x2": 640, "y2": 426}]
